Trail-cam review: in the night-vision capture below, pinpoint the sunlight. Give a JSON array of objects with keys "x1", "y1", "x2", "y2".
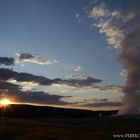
[{"x1": 0, "y1": 98, "x2": 12, "y2": 106}]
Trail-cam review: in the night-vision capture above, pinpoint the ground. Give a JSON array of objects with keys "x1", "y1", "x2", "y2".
[{"x1": 0, "y1": 117, "x2": 139, "y2": 140}]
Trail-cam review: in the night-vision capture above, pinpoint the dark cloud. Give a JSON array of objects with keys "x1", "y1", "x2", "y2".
[
  {"x1": 92, "y1": 85, "x2": 122, "y2": 93},
  {"x1": 18, "y1": 53, "x2": 35, "y2": 60},
  {"x1": 0, "y1": 68, "x2": 54, "y2": 85},
  {"x1": 16, "y1": 52, "x2": 57, "y2": 65},
  {"x1": 0, "y1": 57, "x2": 14, "y2": 66},
  {"x1": 0, "y1": 80, "x2": 19, "y2": 90},
  {"x1": 0, "y1": 67, "x2": 123, "y2": 107},
  {"x1": 82, "y1": 98, "x2": 108, "y2": 103},
  {"x1": 81, "y1": 101, "x2": 122, "y2": 107},
  {"x1": 59, "y1": 76, "x2": 102, "y2": 87},
  {"x1": 0, "y1": 68, "x2": 69, "y2": 105},
  {"x1": 75, "y1": 98, "x2": 109, "y2": 104},
  {"x1": 0, "y1": 68, "x2": 102, "y2": 87},
  {"x1": 0, "y1": 68, "x2": 112, "y2": 106},
  {"x1": 19, "y1": 91, "x2": 66, "y2": 105},
  {"x1": 0, "y1": 81, "x2": 67, "y2": 105},
  {"x1": 7, "y1": 90, "x2": 67, "y2": 105},
  {"x1": 98, "y1": 99, "x2": 108, "y2": 102}
]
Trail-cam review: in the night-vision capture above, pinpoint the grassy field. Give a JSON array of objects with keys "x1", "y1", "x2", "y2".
[{"x1": 0, "y1": 117, "x2": 139, "y2": 140}]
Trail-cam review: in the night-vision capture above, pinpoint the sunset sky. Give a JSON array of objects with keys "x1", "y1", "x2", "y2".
[{"x1": 0, "y1": 0, "x2": 135, "y2": 110}]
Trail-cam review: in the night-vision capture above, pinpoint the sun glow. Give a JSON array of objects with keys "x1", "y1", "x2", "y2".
[{"x1": 0, "y1": 98, "x2": 12, "y2": 106}]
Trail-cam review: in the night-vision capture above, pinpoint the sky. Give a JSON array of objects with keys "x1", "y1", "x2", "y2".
[{"x1": 0, "y1": 0, "x2": 135, "y2": 110}]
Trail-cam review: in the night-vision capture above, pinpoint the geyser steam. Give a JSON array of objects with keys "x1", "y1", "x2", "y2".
[
  {"x1": 118, "y1": 26, "x2": 140, "y2": 114},
  {"x1": 90, "y1": 0, "x2": 140, "y2": 114}
]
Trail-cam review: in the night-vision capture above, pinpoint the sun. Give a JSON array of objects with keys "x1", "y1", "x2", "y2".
[{"x1": 0, "y1": 98, "x2": 12, "y2": 106}]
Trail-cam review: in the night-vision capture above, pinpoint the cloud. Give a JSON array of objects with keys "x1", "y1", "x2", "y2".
[
  {"x1": 0, "y1": 68, "x2": 56, "y2": 85},
  {"x1": 81, "y1": 101, "x2": 122, "y2": 107},
  {"x1": 120, "y1": 69, "x2": 127, "y2": 77},
  {"x1": 61, "y1": 96, "x2": 122, "y2": 109},
  {"x1": 0, "y1": 57, "x2": 14, "y2": 66},
  {"x1": 91, "y1": 85, "x2": 123, "y2": 93},
  {"x1": 89, "y1": 2, "x2": 136, "y2": 48},
  {"x1": 90, "y1": 2, "x2": 110, "y2": 17},
  {"x1": 59, "y1": 76, "x2": 102, "y2": 87},
  {"x1": 69, "y1": 97, "x2": 122, "y2": 108},
  {"x1": 76, "y1": 13, "x2": 80, "y2": 18},
  {"x1": 0, "y1": 80, "x2": 67, "y2": 105},
  {"x1": 7, "y1": 79, "x2": 39, "y2": 92},
  {"x1": 0, "y1": 68, "x2": 123, "y2": 108},
  {"x1": 34, "y1": 82, "x2": 123, "y2": 105},
  {"x1": 74, "y1": 65, "x2": 82, "y2": 72},
  {"x1": 16, "y1": 52, "x2": 58, "y2": 65},
  {"x1": 0, "y1": 80, "x2": 19, "y2": 90},
  {"x1": 13, "y1": 91, "x2": 67, "y2": 105},
  {"x1": 75, "y1": 13, "x2": 82, "y2": 22},
  {"x1": 6, "y1": 74, "x2": 122, "y2": 98},
  {"x1": 75, "y1": 97, "x2": 122, "y2": 104},
  {"x1": 0, "y1": 68, "x2": 102, "y2": 88}
]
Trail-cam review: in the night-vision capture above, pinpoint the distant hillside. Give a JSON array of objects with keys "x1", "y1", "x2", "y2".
[{"x1": 0, "y1": 104, "x2": 118, "y2": 118}]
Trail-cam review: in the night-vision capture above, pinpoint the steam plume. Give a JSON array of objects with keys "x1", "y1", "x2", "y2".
[
  {"x1": 118, "y1": 26, "x2": 140, "y2": 114},
  {"x1": 90, "y1": 0, "x2": 140, "y2": 114}
]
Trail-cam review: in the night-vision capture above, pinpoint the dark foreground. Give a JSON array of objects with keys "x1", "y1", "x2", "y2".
[
  {"x1": 0, "y1": 105, "x2": 139, "y2": 140},
  {"x1": 0, "y1": 117, "x2": 140, "y2": 140}
]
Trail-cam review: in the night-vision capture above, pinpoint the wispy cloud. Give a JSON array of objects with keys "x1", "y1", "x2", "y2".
[
  {"x1": 89, "y1": 2, "x2": 136, "y2": 48},
  {"x1": 74, "y1": 65, "x2": 82, "y2": 72},
  {"x1": 120, "y1": 69, "x2": 127, "y2": 77},
  {"x1": 90, "y1": 2, "x2": 110, "y2": 17},
  {"x1": 75, "y1": 13, "x2": 82, "y2": 22}
]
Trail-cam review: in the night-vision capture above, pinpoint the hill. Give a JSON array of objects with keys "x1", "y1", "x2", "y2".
[{"x1": 0, "y1": 104, "x2": 118, "y2": 118}]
